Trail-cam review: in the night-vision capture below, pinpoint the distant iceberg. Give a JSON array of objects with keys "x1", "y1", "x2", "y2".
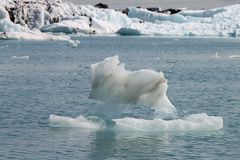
[
  {"x1": 121, "y1": 5, "x2": 240, "y2": 36},
  {"x1": 1, "y1": 0, "x2": 240, "y2": 39}
]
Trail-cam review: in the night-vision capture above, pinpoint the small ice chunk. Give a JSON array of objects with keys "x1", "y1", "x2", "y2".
[{"x1": 49, "y1": 115, "x2": 106, "y2": 129}]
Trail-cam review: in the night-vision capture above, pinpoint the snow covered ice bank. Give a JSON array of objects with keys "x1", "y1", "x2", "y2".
[
  {"x1": 118, "y1": 5, "x2": 240, "y2": 36},
  {"x1": 0, "y1": 17, "x2": 78, "y2": 45},
  {"x1": 38, "y1": 3, "x2": 240, "y2": 37},
  {"x1": 1, "y1": 0, "x2": 240, "y2": 37},
  {"x1": 49, "y1": 56, "x2": 223, "y2": 132},
  {"x1": 0, "y1": 0, "x2": 78, "y2": 44},
  {"x1": 0, "y1": 13, "x2": 71, "y2": 40}
]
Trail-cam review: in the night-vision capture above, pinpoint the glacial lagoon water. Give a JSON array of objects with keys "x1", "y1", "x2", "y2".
[{"x1": 0, "y1": 36, "x2": 240, "y2": 159}]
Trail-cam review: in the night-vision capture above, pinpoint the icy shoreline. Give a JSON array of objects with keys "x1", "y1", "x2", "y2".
[{"x1": 0, "y1": 0, "x2": 240, "y2": 40}]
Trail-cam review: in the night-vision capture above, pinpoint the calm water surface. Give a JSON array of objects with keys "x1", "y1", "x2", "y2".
[{"x1": 0, "y1": 36, "x2": 239, "y2": 159}]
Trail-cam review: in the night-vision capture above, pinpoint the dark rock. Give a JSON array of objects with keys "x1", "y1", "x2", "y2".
[
  {"x1": 147, "y1": 7, "x2": 160, "y2": 12},
  {"x1": 94, "y1": 3, "x2": 109, "y2": 9},
  {"x1": 160, "y1": 8, "x2": 182, "y2": 15},
  {"x1": 122, "y1": 8, "x2": 129, "y2": 15},
  {"x1": 89, "y1": 17, "x2": 92, "y2": 27},
  {"x1": 7, "y1": 7, "x2": 16, "y2": 22}
]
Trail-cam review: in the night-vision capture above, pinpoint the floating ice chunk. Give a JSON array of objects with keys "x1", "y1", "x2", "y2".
[
  {"x1": 214, "y1": 52, "x2": 221, "y2": 59},
  {"x1": 90, "y1": 55, "x2": 176, "y2": 115},
  {"x1": 68, "y1": 39, "x2": 80, "y2": 48},
  {"x1": 114, "y1": 113, "x2": 223, "y2": 131},
  {"x1": 49, "y1": 113, "x2": 223, "y2": 132},
  {"x1": 229, "y1": 55, "x2": 240, "y2": 59},
  {"x1": 48, "y1": 55, "x2": 224, "y2": 132},
  {"x1": 49, "y1": 115, "x2": 106, "y2": 129}
]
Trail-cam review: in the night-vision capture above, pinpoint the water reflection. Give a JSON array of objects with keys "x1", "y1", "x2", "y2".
[{"x1": 48, "y1": 128, "x2": 223, "y2": 159}]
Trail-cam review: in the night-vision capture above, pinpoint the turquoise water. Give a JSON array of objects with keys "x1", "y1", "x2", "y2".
[{"x1": 0, "y1": 37, "x2": 239, "y2": 159}]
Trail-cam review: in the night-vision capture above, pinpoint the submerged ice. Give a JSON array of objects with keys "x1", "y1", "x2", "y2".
[
  {"x1": 49, "y1": 56, "x2": 224, "y2": 132},
  {"x1": 49, "y1": 115, "x2": 106, "y2": 129}
]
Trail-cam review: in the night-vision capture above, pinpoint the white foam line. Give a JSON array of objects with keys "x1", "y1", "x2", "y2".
[{"x1": 11, "y1": 56, "x2": 29, "y2": 59}]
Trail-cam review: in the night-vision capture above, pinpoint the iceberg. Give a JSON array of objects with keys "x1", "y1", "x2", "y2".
[
  {"x1": 49, "y1": 56, "x2": 223, "y2": 132},
  {"x1": 89, "y1": 55, "x2": 176, "y2": 116}
]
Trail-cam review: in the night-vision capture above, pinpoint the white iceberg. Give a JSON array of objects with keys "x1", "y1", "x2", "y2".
[
  {"x1": 49, "y1": 56, "x2": 223, "y2": 132},
  {"x1": 90, "y1": 55, "x2": 176, "y2": 115}
]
